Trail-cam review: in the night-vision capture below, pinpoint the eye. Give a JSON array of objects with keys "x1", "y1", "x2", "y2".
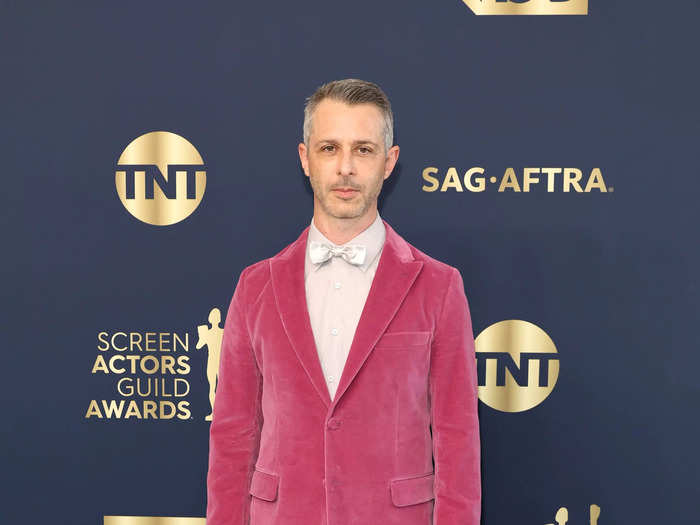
[
  {"x1": 321, "y1": 145, "x2": 335, "y2": 152},
  {"x1": 358, "y1": 146, "x2": 372, "y2": 154}
]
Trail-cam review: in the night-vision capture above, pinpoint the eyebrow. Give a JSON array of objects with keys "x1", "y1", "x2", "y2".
[{"x1": 317, "y1": 139, "x2": 379, "y2": 147}]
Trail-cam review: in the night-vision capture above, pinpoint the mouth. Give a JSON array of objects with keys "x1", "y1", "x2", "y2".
[{"x1": 332, "y1": 188, "x2": 359, "y2": 198}]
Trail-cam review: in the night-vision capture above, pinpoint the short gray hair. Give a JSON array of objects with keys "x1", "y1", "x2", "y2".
[{"x1": 303, "y1": 78, "x2": 394, "y2": 153}]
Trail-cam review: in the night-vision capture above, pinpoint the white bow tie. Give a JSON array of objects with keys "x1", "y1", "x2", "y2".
[{"x1": 309, "y1": 240, "x2": 367, "y2": 266}]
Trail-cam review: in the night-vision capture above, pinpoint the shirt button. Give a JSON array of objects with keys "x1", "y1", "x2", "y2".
[
  {"x1": 334, "y1": 281, "x2": 341, "y2": 289},
  {"x1": 328, "y1": 376, "x2": 334, "y2": 383},
  {"x1": 331, "y1": 328, "x2": 338, "y2": 336}
]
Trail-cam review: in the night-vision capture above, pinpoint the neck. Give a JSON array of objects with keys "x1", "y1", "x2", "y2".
[{"x1": 313, "y1": 208, "x2": 378, "y2": 245}]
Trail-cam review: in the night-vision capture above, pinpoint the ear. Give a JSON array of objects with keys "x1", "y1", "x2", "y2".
[
  {"x1": 383, "y1": 145, "x2": 400, "y2": 180},
  {"x1": 298, "y1": 142, "x2": 310, "y2": 177}
]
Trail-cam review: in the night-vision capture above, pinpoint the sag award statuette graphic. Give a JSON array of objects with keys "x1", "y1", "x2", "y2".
[
  {"x1": 196, "y1": 307, "x2": 224, "y2": 421},
  {"x1": 475, "y1": 319, "x2": 560, "y2": 412},
  {"x1": 115, "y1": 131, "x2": 207, "y2": 226},
  {"x1": 546, "y1": 504, "x2": 601, "y2": 525}
]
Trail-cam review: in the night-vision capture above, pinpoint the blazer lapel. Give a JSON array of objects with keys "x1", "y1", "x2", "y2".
[
  {"x1": 270, "y1": 219, "x2": 424, "y2": 412},
  {"x1": 331, "y1": 220, "x2": 423, "y2": 410},
  {"x1": 270, "y1": 225, "x2": 332, "y2": 408}
]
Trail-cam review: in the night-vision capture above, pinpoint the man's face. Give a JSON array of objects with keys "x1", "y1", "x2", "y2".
[{"x1": 298, "y1": 98, "x2": 399, "y2": 221}]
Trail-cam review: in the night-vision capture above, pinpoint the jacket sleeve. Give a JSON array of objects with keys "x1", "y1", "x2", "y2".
[
  {"x1": 430, "y1": 267, "x2": 481, "y2": 525},
  {"x1": 207, "y1": 267, "x2": 264, "y2": 525}
]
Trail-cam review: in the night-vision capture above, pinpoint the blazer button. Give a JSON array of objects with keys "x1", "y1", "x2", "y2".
[{"x1": 327, "y1": 417, "x2": 341, "y2": 430}]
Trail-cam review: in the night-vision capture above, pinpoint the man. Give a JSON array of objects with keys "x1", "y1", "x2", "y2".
[{"x1": 207, "y1": 78, "x2": 481, "y2": 525}]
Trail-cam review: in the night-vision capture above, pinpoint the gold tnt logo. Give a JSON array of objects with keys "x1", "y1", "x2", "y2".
[
  {"x1": 115, "y1": 131, "x2": 207, "y2": 226},
  {"x1": 462, "y1": 0, "x2": 588, "y2": 15}
]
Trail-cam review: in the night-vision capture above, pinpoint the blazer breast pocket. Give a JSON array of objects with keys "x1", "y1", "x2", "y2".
[{"x1": 374, "y1": 331, "x2": 431, "y2": 349}]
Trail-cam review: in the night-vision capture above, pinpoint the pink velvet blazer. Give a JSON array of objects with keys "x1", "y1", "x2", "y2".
[{"x1": 207, "y1": 219, "x2": 481, "y2": 525}]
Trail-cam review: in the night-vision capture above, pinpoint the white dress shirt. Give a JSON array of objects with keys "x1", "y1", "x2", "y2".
[{"x1": 304, "y1": 211, "x2": 386, "y2": 401}]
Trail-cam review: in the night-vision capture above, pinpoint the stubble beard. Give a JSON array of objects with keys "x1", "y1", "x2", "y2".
[{"x1": 309, "y1": 171, "x2": 384, "y2": 220}]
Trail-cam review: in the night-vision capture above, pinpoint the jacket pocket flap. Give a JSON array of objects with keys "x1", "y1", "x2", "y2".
[
  {"x1": 375, "y1": 331, "x2": 431, "y2": 348},
  {"x1": 249, "y1": 468, "x2": 279, "y2": 501},
  {"x1": 390, "y1": 472, "x2": 435, "y2": 507}
]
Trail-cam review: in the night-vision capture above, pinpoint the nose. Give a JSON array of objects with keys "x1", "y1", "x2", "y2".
[{"x1": 336, "y1": 148, "x2": 355, "y2": 176}]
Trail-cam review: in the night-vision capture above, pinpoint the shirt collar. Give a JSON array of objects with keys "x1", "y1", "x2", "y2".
[{"x1": 307, "y1": 211, "x2": 386, "y2": 273}]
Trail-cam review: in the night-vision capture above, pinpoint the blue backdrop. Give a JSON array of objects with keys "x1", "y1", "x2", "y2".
[{"x1": 4, "y1": 1, "x2": 699, "y2": 523}]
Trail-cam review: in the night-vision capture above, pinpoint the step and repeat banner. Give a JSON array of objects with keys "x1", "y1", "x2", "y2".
[{"x1": 4, "y1": 1, "x2": 699, "y2": 524}]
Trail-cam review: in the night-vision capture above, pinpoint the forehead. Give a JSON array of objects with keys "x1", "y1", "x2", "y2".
[{"x1": 310, "y1": 98, "x2": 384, "y2": 141}]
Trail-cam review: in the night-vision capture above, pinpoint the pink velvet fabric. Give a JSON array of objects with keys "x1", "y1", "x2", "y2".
[{"x1": 207, "y1": 219, "x2": 481, "y2": 525}]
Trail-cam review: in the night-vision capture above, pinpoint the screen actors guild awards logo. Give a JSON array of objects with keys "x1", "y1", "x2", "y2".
[
  {"x1": 115, "y1": 131, "x2": 207, "y2": 226},
  {"x1": 196, "y1": 307, "x2": 224, "y2": 421},
  {"x1": 462, "y1": 0, "x2": 588, "y2": 15},
  {"x1": 475, "y1": 319, "x2": 560, "y2": 412},
  {"x1": 86, "y1": 331, "x2": 192, "y2": 420}
]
